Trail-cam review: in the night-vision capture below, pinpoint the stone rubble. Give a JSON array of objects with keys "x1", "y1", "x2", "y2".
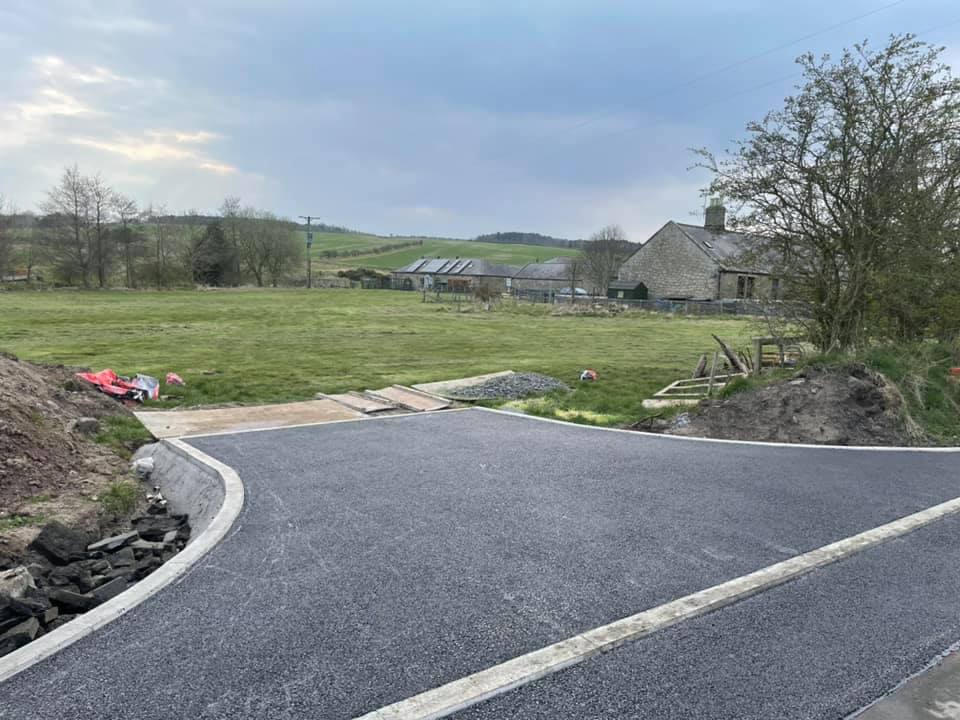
[
  {"x1": 446, "y1": 372, "x2": 570, "y2": 401},
  {"x1": 0, "y1": 505, "x2": 191, "y2": 659}
]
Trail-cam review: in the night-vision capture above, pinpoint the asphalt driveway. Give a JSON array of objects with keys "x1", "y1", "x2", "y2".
[{"x1": 0, "y1": 409, "x2": 958, "y2": 719}]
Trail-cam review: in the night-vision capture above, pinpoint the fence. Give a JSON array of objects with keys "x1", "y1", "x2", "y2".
[
  {"x1": 512, "y1": 289, "x2": 773, "y2": 316},
  {"x1": 376, "y1": 281, "x2": 781, "y2": 316}
]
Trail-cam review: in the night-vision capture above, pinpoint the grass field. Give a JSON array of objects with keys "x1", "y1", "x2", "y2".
[
  {"x1": 303, "y1": 231, "x2": 578, "y2": 271},
  {"x1": 0, "y1": 289, "x2": 755, "y2": 426}
]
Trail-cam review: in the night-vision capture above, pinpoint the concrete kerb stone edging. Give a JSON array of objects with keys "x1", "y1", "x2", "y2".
[
  {"x1": 478, "y1": 406, "x2": 960, "y2": 452},
  {"x1": 358, "y1": 493, "x2": 960, "y2": 720},
  {"x1": 0, "y1": 439, "x2": 244, "y2": 685}
]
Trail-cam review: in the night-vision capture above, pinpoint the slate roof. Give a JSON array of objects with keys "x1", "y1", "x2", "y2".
[
  {"x1": 393, "y1": 258, "x2": 519, "y2": 277},
  {"x1": 672, "y1": 222, "x2": 772, "y2": 274},
  {"x1": 513, "y1": 261, "x2": 573, "y2": 281}
]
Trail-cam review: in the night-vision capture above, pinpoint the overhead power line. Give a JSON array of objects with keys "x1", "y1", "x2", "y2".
[{"x1": 541, "y1": 0, "x2": 911, "y2": 143}]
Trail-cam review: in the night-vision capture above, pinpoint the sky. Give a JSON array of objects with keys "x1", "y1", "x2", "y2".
[{"x1": 2, "y1": 0, "x2": 960, "y2": 241}]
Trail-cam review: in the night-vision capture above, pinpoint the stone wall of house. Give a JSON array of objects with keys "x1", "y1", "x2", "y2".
[
  {"x1": 617, "y1": 223, "x2": 718, "y2": 299},
  {"x1": 717, "y1": 271, "x2": 774, "y2": 299}
]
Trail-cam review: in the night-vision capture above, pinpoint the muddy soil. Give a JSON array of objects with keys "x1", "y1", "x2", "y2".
[
  {"x1": 660, "y1": 364, "x2": 913, "y2": 446},
  {"x1": 0, "y1": 353, "x2": 147, "y2": 563}
]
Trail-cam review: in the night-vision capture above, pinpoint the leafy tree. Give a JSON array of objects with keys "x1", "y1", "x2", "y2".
[
  {"x1": 696, "y1": 35, "x2": 960, "y2": 351},
  {"x1": 192, "y1": 220, "x2": 234, "y2": 286}
]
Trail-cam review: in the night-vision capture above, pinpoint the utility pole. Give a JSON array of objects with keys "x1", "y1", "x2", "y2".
[{"x1": 298, "y1": 215, "x2": 321, "y2": 289}]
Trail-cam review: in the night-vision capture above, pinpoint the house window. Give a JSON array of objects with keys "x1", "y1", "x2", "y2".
[
  {"x1": 617, "y1": 290, "x2": 624, "y2": 299},
  {"x1": 736, "y1": 275, "x2": 755, "y2": 299},
  {"x1": 771, "y1": 278, "x2": 780, "y2": 300}
]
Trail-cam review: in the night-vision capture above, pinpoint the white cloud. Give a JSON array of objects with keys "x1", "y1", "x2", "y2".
[
  {"x1": 32, "y1": 55, "x2": 139, "y2": 86},
  {"x1": 13, "y1": 87, "x2": 94, "y2": 119},
  {"x1": 145, "y1": 129, "x2": 220, "y2": 144},
  {"x1": 71, "y1": 131, "x2": 237, "y2": 174}
]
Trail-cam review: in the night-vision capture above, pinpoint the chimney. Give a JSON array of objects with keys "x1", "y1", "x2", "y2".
[{"x1": 704, "y1": 197, "x2": 725, "y2": 231}]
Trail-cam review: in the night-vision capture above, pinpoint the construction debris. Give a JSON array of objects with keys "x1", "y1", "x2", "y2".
[
  {"x1": 75, "y1": 369, "x2": 160, "y2": 403},
  {"x1": 0, "y1": 507, "x2": 192, "y2": 659},
  {"x1": 712, "y1": 334, "x2": 750, "y2": 376}
]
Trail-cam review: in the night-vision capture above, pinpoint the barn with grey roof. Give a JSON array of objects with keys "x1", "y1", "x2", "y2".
[{"x1": 392, "y1": 258, "x2": 520, "y2": 292}]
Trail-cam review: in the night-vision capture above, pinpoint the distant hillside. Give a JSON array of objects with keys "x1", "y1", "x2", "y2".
[{"x1": 473, "y1": 231, "x2": 577, "y2": 248}]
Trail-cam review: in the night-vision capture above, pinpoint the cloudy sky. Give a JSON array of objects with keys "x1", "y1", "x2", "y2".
[{"x1": 2, "y1": 0, "x2": 959, "y2": 240}]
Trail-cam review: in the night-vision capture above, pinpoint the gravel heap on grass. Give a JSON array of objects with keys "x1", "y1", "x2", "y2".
[
  {"x1": 451, "y1": 372, "x2": 570, "y2": 400},
  {"x1": 662, "y1": 363, "x2": 913, "y2": 446}
]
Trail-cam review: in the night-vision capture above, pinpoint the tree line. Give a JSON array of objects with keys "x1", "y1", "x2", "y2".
[
  {"x1": 0, "y1": 167, "x2": 305, "y2": 288},
  {"x1": 317, "y1": 238, "x2": 423, "y2": 259}
]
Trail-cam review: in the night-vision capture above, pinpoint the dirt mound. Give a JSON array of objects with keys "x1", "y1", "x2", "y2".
[
  {"x1": 0, "y1": 353, "x2": 144, "y2": 561},
  {"x1": 663, "y1": 364, "x2": 913, "y2": 446}
]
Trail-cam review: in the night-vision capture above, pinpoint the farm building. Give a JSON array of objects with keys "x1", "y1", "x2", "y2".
[
  {"x1": 391, "y1": 258, "x2": 520, "y2": 292},
  {"x1": 511, "y1": 257, "x2": 577, "y2": 299},
  {"x1": 615, "y1": 200, "x2": 776, "y2": 300}
]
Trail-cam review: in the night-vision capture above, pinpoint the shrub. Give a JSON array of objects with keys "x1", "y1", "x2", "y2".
[{"x1": 101, "y1": 480, "x2": 140, "y2": 517}]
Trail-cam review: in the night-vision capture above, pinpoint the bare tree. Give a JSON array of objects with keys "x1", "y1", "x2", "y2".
[
  {"x1": 40, "y1": 166, "x2": 93, "y2": 287},
  {"x1": 237, "y1": 208, "x2": 301, "y2": 286},
  {"x1": 220, "y1": 196, "x2": 243, "y2": 282},
  {"x1": 145, "y1": 203, "x2": 173, "y2": 289},
  {"x1": 580, "y1": 225, "x2": 632, "y2": 295},
  {"x1": 85, "y1": 174, "x2": 114, "y2": 287},
  {"x1": 113, "y1": 192, "x2": 141, "y2": 288},
  {"x1": 696, "y1": 35, "x2": 960, "y2": 351},
  {"x1": 0, "y1": 195, "x2": 12, "y2": 278},
  {"x1": 566, "y1": 256, "x2": 585, "y2": 303}
]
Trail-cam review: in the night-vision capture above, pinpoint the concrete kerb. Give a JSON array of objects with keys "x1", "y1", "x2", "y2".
[
  {"x1": 477, "y1": 406, "x2": 960, "y2": 453},
  {"x1": 0, "y1": 439, "x2": 244, "y2": 685},
  {"x1": 358, "y1": 492, "x2": 960, "y2": 720}
]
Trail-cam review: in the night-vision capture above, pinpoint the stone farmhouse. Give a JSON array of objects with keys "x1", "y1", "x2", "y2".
[{"x1": 615, "y1": 200, "x2": 776, "y2": 301}]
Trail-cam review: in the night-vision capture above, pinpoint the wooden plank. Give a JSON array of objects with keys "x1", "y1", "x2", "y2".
[
  {"x1": 692, "y1": 354, "x2": 708, "y2": 379},
  {"x1": 713, "y1": 334, "x2": 750, "y2": 375},
  {"x1": 707, "y1": 351, "x2": 719, "y2": 398},
  {"x1": 367, "y1": 386, "x2": 451, "y2": 412}
]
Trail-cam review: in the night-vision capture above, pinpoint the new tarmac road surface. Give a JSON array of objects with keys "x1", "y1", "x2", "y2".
[{"x1": 1, "y1": 408, "x2": 958, "y2": 719}]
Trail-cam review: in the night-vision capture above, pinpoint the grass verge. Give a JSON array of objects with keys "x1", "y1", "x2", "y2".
[
  {"x1": 865, "y1": 342, "x2": 960, "y2": 445},
  {"x1": 95, "y1": 416, "x2": 155, "y2": 459}
]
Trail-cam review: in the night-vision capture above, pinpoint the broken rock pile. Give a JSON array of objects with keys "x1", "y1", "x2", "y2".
[{"x1": 0, "y1": 506, "x2": 190, "y2": 658}]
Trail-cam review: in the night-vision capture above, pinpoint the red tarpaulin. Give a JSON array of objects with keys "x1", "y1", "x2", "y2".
[{"x1": 75, "y1": 369, "x2": 160, "y2": 403}]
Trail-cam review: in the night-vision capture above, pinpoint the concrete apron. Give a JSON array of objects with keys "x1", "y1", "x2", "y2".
[
  {"x1": 135, "y1": 398, "x2": 364, "y2": 438},
  {"x1": 0, "y1": 440, "x2": 244, "y2": 684},
  {"x1": 852, "y1": 648, "x2": 960, "y2": 720}
]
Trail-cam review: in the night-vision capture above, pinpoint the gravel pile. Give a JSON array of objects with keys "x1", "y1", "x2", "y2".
[{"x1": 452, "y1": 372, "x2": 570, "y2": 400}]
